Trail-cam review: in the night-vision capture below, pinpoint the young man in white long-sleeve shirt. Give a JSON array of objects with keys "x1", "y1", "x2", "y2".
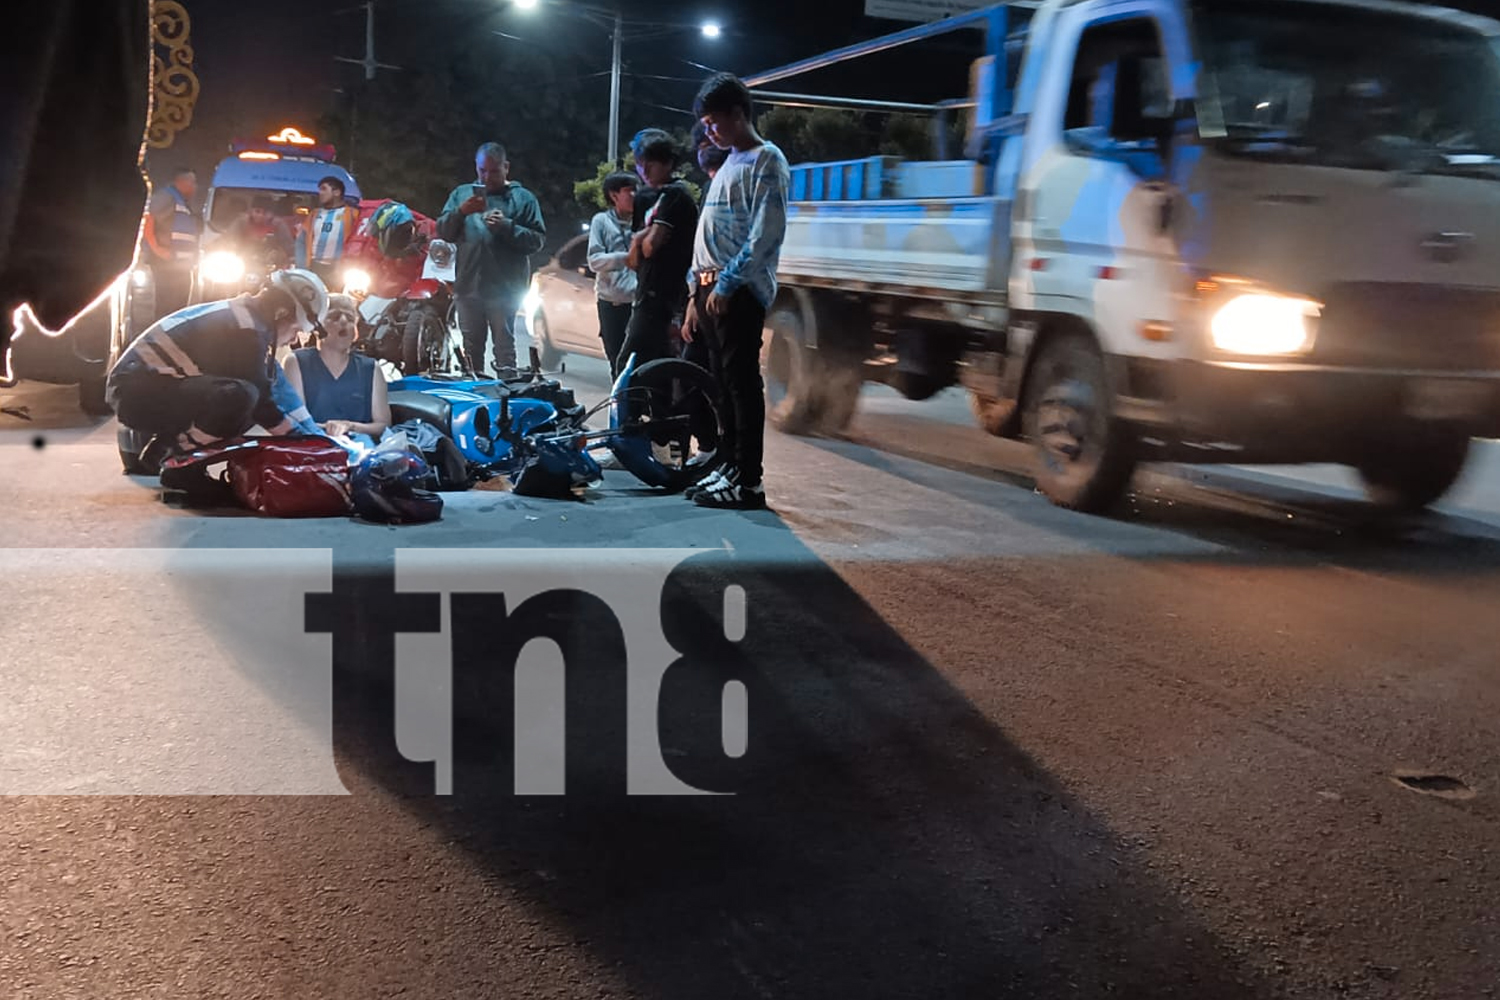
[
  {"x1": 682, "y1": 73, "x2": 791, "y2": 511},
  {"x1": 586, "y1": 171, "x2": 640, "y2": 377}
]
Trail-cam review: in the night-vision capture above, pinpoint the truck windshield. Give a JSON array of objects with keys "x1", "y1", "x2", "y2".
[{"x1": 1192, "y1": 0, "x2": 1500, "y2": 175}]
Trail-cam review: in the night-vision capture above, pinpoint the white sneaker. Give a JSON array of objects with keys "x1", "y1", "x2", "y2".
[
  {"x1": 685, "y1": 466, "x2": 730, "y2": 500},
  {"x1": 686, "y1": 447, "x2": 717, "y2": 468}
]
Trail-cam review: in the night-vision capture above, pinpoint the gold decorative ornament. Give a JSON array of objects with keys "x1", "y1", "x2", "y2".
[{"x1": 147, "y1": 0, "x2": 199, "y2": 149}]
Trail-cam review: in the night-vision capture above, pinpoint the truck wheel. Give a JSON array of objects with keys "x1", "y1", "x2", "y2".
[
  {"x1": 78, "y1": 376, "x2": 111, "y2": 416},
  {"x1": 1357, "y1": 431, "x2": 1470, "y2": 511},
  {"x1": 816, "y1": 362, "x2": 863, "y2": 435},
  {"x1": 762, "y1": 304, "x2": 822, "y2": 435},
  {"x1": 1022, "y1": 333, "x2": 1137, "y2": 513},
  {"x1": 970, "y1": 391, "x2": 1016, "y2": 437}
]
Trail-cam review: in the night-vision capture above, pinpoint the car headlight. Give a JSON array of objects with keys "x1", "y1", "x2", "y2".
[
  {"x1": 521, "y1": 276, "x2": 542, "y2": 318},
  {"x1": 201, "y1": 251, "x2": 245, "y2": 285},
  {"x1": 343, "y1": 267, "x2": 372, "y2": 297},
  {"x1": 1210, "y1": 293, "x2": 1319, "y2": 355}
]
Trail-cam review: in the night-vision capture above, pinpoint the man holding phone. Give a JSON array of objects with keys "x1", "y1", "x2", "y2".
[{"x1": 436, "y1": 142, "x2": 546, "y2": 376}]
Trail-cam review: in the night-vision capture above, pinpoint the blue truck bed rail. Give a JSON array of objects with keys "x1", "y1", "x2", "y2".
[{"x1": 789, "y1": 157, "x2": 987, "y2": 202}]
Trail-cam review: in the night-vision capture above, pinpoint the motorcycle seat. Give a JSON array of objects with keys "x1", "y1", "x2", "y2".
[{"x1": 388, "y1": 390, "x2": 452, "y2": 433}]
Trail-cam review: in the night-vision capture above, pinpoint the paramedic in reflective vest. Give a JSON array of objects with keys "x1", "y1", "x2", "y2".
[
  {"x1": 280, "y1": 293, "x2": 391, "y2": 440},
  {"x1": 106, "y1": 269, "x2": 331, "y2": 460},
  {"x1": 297, "y1": 176, "x2": 359, "y2": 289},
  {"x1": 142, "y1": 166, "x2": 200, "y2": 319}
]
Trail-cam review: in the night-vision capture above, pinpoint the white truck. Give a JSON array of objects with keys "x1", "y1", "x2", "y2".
[{"x1": 747, "y1": 0, "x2": 1500, "y2": 512}]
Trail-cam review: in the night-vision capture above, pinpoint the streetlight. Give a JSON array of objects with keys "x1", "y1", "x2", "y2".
[{"x1": 513, "y1": 2, "x2": 721, "y2": 164}]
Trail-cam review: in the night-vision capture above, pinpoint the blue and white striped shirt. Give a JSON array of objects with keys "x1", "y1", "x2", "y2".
[{"x1": 690, "y1": 142, "x2": 791, "y2": 309}]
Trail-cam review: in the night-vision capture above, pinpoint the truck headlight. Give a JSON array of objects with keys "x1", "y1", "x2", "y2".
[
  {"x1": 343, "y1": 267, "x2": 372, "y2": 297},
  {"x1": 1209, "y1": 292, "x2": 1320, "y2": 356},
  {"x1": 201, "y1": 251, "x2": 245, "y2": 286}
]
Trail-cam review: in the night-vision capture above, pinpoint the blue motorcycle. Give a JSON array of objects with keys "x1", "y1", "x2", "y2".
[{"x1": 386, "y1": 351, "x2": 722, "y2": 493}]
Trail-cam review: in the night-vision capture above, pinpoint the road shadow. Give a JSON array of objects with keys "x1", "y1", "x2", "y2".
[
  {"x1": 246, "y1": 524, "x2": 1282, "y2": 1000},
  {"x1": 801, "y1": 426, "x2": 1500, "y2": 578}
]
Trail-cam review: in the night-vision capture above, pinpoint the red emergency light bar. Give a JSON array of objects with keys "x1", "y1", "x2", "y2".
[{"x1": 229, "y1": 125, "x2": 337, "y2": 163}]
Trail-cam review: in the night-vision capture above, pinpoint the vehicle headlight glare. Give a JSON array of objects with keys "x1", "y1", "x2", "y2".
[
  {"x1": 343, "y1": 268, "x2": 372, "y2": 296},
  {"x1": 1210, "y1": 293, "x2": 1318, "y2": 355},
  {"x1": 522, "y1": 278, "x2": 542, "y2": 317},
  {"x1": 202, "y1": 251, "x2": 246, "y2": 285}
]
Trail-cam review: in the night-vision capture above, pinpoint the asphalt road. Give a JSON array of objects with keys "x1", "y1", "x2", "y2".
[{"x1": 1, "y1": 354, "x2": 1497, "y2": 999}]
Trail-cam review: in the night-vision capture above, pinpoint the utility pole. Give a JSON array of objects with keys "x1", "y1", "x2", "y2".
[
  {"x1": 607, "y1": 10, "x2": 623, "y2": 166},
  {"x1": 336, "y1": 2, "x2": 398, "y2": 81},
  {"x1": 334, "y1": 1, "x2": 400, "y2": 172},
  {"x1": 362, "y1": 2, "x2": 376, "y2": 80}
]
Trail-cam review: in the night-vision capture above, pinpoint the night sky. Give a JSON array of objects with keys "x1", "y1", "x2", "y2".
[
  {"x1": 154, "y1": 0, "x2": 911, "y2": 184},
  {"x1": 158, "y1": 0, "x2": 1500, "y2": 189}
]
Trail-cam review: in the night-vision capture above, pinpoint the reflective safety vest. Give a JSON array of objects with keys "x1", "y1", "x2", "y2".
[{"x1": 167, "y1": 187, "x2": 200, "y2": 264}]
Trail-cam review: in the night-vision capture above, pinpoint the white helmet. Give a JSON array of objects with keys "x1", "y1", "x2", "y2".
[{"x1": 270, "y1": 268, "x2": 330, "y2": 333}]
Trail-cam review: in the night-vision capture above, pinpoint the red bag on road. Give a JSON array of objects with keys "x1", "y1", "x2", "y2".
[{"x1": 227, "y1": 436, "x2": 352, "y2": 518}]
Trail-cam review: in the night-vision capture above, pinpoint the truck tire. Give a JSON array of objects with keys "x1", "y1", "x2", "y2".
[
  {"x1": 762, "y1": 303, "x2": 821, "y2": 435},
  {"x1": 1022, "y1": 332, "x2": 1137, "y2": 513},
  {"x1": 970, "y1": 391, "x2": 1016, "y2": 437},
  {"x1": 1357, "y1": 431, "x2": 1470, "y2": 511},
  {"x1": 762, "y1": 299, "x2": 863, "y2": 436},
  {"x1": 817, "y1": 362, "x2": 863, "y2": 435}
]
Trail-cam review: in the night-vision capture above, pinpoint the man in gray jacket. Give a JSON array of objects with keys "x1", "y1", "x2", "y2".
[
  {"x1": 437, "y1": 142, "x2": 547, "y2": 376},
  {"x1": 586, "y1": 172, "x2": 640, "y2": 378}
]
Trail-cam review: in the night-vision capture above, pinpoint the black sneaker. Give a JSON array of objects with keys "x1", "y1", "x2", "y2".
[
  {"x1": 138, "y1": 434, "x2": 177, "y2": 475},
  {"x1": 686, "y1": 465, "x2": 733, "y2": 500},
  {"x1": 693, "y1": 477, "x2": 766, "y2": 511}
]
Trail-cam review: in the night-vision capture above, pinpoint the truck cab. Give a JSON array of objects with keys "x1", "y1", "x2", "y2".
[{"x1": 752, "y1": 0, "x2": 1500, "y2": 513}]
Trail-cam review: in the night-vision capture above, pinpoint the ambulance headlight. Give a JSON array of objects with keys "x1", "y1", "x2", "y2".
[{"x1": 202, "y1": 251, "x2": 246, "y2": 286}]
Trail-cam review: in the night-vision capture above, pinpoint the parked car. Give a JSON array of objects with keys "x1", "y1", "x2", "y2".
[{"x1": 520, "y1": 233, "x2": 607, "y2": 368}]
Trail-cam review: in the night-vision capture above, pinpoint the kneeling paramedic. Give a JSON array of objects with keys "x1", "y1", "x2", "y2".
[{"x1": 106, "y1": 269, "x2": 331, "y2": 463}]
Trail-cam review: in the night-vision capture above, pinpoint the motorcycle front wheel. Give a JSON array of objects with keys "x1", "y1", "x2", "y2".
[{"x1": 607, "y1": 358, "x2": 723, "y2": 492}]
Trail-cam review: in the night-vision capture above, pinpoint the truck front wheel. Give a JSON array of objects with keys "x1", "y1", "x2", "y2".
[
  {"x1": 1022, "y1": 333, "x2": 1137, "y2": 512},
  {"x1": 1357, "y1": 431, "x2": 1470, "y2": 511}
]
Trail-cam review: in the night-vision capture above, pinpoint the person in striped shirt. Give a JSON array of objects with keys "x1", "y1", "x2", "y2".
[
  {"x1": 682, "y1": 73, "x2": 791, "y2": 511},
  {"x1": 297, "y1": 176, "x2": 359, "y2": 289}
]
